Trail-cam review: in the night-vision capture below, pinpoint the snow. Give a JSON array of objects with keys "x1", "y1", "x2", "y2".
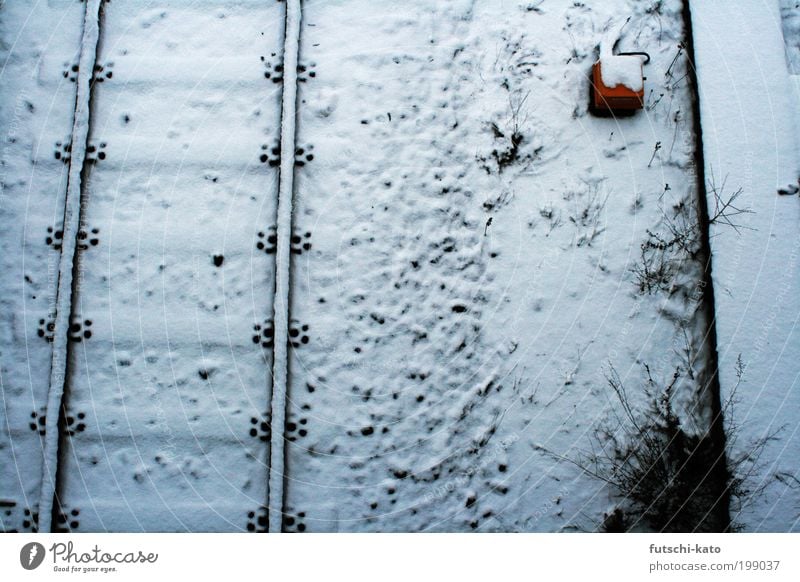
[
  {"x1": 1, "y1": 0, "x2": 86, "y2": 532},
  {"x1": 781, "y1": 0, "x2": 800, "y2": 168},
  {"x1": 690, "y1": 0, "x2": 800, "y2": 531},
  {"x1": 283, "y1": 0, "x2": 716, "y2": 532},
  {"x1": 780, "y1": 0, "x2": 800, "y2": 74},
  {"x1": 1, "y1": 0, "x2": 797, "y2": 534},
  {"x1": 599, "y1": 55, "x2": 644, "y2": 92}
]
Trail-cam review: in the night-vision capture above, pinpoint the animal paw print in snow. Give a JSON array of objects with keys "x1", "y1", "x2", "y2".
[
  {"x1": 294, "y1": 145, "x2": 314, "y2": 167},
  {"x1": 65, "y1": 411, "x2": 87, "y2": 437},
  {"x1": 297, "y1": 62, "x2": 316, "y2": 82},
  {"x1": 259, "y1": 141, "x2": 281, "y2": 167},
  {"x1": 256, "y1": 228, "x2": 276, "y2": 254},
  {"x1": 290, "y1": 231, "x2": 312, "y2": 255},
  {"x1": 285, "y1": 414, "x2": 308, "y2": 442},
  {"x1": 21, "y1": 507, "x2": 39, "y2": 532},
  {"x1": 249, "y1": 412, "x2": 271, "y2": 442},
  {"x1": 29, "y1": 407, "x2": 47, "y2": 435},
  {"x1": 1, "y1": 504, "x2": 39, "y2": 533},
  {"x1": 69, "y1": 318, "x2": 93, "y2": 342},
  {"x1": 252, "y1": 319, "x2": 274, "y2": 348},
  {"x1": 45, "y1": 226, "x2": 63, "y2": 250},
  {"x1": 37, "y1": 317, "x2": 55, "y2": 342},
  {"x1": 92, "y1": 62, "x2": 113, "y2": 83},
  {"x1": 86, "y1": 142, "x2": 107, "y2": 163},
  {"x1": 288, "y1": 321, "x2": 309, "y2": 347},
  {"x1": 54, "y1": 507, "x2": 80, "y2": 533},
  {"x1": 283, "y1": 511, "x2": 307, "y2": 533},
  {"x1": 54, "y1": 140, "x2": 71, "y2": 163},
  {"x1": 77, "y1": 227, "x2": 100, "y2": 250},
  {"x1": 62, "y1": 62, "x2": 79, "y2": 82},
  {"x1": 261, "y1": 55, "x2": 283, "y2": 83},
  {"x1": 246, "y1": 506, "x2": 268, "y2": 533}
]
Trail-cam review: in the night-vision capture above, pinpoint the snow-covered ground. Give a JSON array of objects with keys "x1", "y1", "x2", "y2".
[
  {"x1": 284, "y1": 0, "x2": 717, "y2": 532},
  {"x1": 781, "y1": 0, "x2": 800, "y2": 74},
  {"x1": 1, "y1": 0, "x2": 797, "y2": 533},
  {"x1": 781, "y1": 0, "x2": 800, "y2": 168},
  {"x1": 0, "y1": 0, "x2": 86, "y2": 532}
]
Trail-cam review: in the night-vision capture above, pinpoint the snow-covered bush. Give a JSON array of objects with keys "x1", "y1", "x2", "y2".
[
  {"x1": 595, "y1": 364, "x2": 729, "y2": 532},
  {"x1": 590, "y1": 360, "x2": 772, "y2": 532}
]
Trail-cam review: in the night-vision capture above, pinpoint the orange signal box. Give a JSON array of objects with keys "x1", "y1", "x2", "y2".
[{"x1": 590, "y1": 56, "x2": 645, "y2": 114}]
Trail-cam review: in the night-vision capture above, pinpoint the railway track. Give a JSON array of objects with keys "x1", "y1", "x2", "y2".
[{"x1": 2, "y1": 0, "x2": 296, "y2": 532}]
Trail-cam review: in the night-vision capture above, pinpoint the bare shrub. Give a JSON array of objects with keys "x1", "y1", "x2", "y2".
[
  {"x1": 707, "y1": 173, "x2": 754, "y2": 234},
  {"x1": 631, "y1": 197, "x2": 700, "y2": 294},
  {"x1": 539, "y1": 357, "x2": 775, "y2": 532}
]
